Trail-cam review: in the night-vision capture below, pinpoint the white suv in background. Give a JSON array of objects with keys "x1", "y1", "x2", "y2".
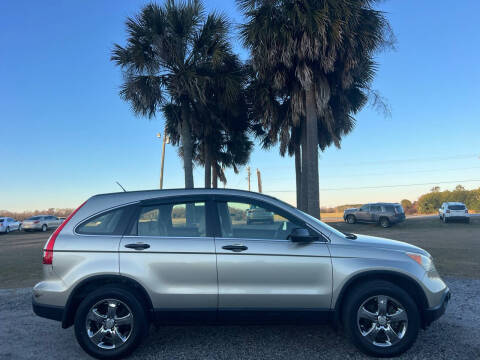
[{"x1": 438, "y1": 202, "x2": 469, "y2": 223}]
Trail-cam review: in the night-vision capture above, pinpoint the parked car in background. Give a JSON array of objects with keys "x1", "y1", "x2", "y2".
[
  {"x1": 246, "y1": 204, "x2": 274, "y2": 224},
  {"x1": 32, "y1": 189, "x2": 449, "y2": 359},
  {"x1": 438, "y1": 202, "x2": 469, "y2": 223},
  {"x1": 343, "y1": 203, "x2": 405, "y2": 227},
  {"x1": 22, "y1": 215, "x2": 62, "y2": 232},
  {"x1": 58, "y1": 217, "x2": 66, "y2": 222},
  {"x1": 0, "y1": 217, "x2": 21, "y2": 233}
]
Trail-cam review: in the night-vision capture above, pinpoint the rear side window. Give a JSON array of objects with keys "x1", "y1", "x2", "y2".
[
  {"x1": 133, "y1": 202, "x2": 206, "y2": 237},
  {"x1": 370, "y1": 205, "x2": 382, "y2": 212},
  {"x1": 448, "y1": 204, "x2": 465, "y2": 210},
  {"x1": 394, "y1": 205, "x2": 404, "y2": 214},
  {"x1": 384, "y1": 205, "x2": 395, "y2": 213},
  {"x1": 76, "y1": 207, "x2": 127, "y2": 235}
]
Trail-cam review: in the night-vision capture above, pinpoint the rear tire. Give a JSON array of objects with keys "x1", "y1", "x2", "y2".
[
  {"x1": 465, "y1": 218, "x2": 470, "y2": 224},
  {"x1": 6, "y1": 227, "x2": 10, "y2": 234},
  {"x1": 74, "y1": 285, "x2": 149, "y2": 359},
  {"x1": 379, "y1": 217, "x2": 390, "y2": 228},
  {"x1": 343, "y1": 280, "x2": 420, "y2": 357},
  {"x1": 346, "y1": 215, "x2": 356, "y2": 224},
  {"x1": 443, "y1": 216, "x2": 448, "y2": 223},
  {"x1": 41, "y1": 224, "x2": 47, "y2": 232}
]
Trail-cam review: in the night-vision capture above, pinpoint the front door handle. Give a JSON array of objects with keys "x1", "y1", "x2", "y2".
[
  {"x1": 125, "y1": 243, "x2": 150, "y2": 250},
  {"x1": 222, "y1": 244, "x2": 248, "y2": 252}
]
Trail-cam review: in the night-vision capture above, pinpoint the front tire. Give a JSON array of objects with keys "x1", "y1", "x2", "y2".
[
  {"x1": 41, "y1": 224, "x2": 47, "y2": 232},
  {"x1": 343, "y1": 280, "x2": 420, "y2": 357},
  {"x1": 74, "y1": 285, "x2": 149, "y2": 359},
  {"x1": 346, "y1": 215, "x2": 356, "y2": 224}
]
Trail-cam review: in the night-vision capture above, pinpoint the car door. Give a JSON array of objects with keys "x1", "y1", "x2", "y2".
[
  {"x1": 214, "y1": 196, "x2": 332, "y2": 321},
  {"x1": 356, "y1": 205, "x2": 371, "y2": 222},
  {"x1": 119, "y1": 196, "x2": 218, "y2": 322}
]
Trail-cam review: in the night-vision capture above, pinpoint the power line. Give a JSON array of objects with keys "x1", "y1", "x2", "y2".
[
  {"x1": 273, "y1": 166, "x2": 480, "y2": 180},
  {"x1": 265, "y1": 179, "x2": 480, "y2": 193},
  {"x1": 262, "y1": 153, "x2": 479, "y2": 170}
]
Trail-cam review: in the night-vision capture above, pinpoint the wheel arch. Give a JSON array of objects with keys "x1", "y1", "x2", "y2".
[
  {"x1": 333, "y1": 270, "x2": 429, "y2": 328},
  {"x1": 62, "y1": 274, "x2": 153, "y2": 328}
]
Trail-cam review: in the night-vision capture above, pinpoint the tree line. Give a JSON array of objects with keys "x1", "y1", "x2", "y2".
[{"x1": 111, "y1": 0, "x2": 393, "y2": 218}]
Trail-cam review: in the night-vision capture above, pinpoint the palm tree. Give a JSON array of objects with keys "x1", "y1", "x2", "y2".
[
  {"x1": 240, "y1": 0, "x2": 393, "y2": 217},
  {"x1": 112, "y1": 0, "x2": 240, "y2": 189}
]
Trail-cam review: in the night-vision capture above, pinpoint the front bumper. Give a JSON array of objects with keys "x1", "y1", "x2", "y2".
[
  {"x1": 423, "y1": 288, "x2": 451, "y2": 326},
  {"x1": 32, "y1": 296, "x2": 64, "y2": 322}
]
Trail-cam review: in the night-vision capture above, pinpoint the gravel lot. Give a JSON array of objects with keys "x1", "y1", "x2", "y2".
[{"x1": 1, "y1": 277, "x2": 479, "y2": 360}]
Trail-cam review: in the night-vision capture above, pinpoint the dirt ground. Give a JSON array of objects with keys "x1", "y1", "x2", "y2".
[{"x1": 0, "y1": 216, "x2": 478, "y2": 288}]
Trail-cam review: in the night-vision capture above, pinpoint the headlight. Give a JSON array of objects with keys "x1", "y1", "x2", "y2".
[{"x1": 406, "y1": 252, "x2": 436, "y2": 272}]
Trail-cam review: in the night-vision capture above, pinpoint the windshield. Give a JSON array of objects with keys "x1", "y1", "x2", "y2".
[{"x1": 303, "y1": 213, "x2": 347, "y2": 239}]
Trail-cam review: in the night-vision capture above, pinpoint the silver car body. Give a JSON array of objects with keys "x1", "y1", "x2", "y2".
[
  {"x1": 0, "y1": 217, "x2": 21, "y2": 232},
  {"x1": 33, "y1": 189, "x2": 449, "y2": 329},
  {"x1": 22, "y1": 215, "x2": 62, "y2": 231}
]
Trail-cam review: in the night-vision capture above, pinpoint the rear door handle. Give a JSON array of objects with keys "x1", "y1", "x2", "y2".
[
  {"x1": 125, "y1": 243, "x2": 150, "y2": 250},
  {"x1": 222, "y1": 244, "x2": 248, "y2": 252}
]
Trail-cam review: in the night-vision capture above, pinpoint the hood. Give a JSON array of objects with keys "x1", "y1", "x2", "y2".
[
  {"x1": 350, "y1": 234, "x2": 429, "y2": 256},
  {"x1": 344, "y1": 208, "x2": 358, "y2": 212}
]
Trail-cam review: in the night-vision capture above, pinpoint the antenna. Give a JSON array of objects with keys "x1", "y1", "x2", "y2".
[{"x1": 115, "y1": 181, "x2": 127, "y2": 192}]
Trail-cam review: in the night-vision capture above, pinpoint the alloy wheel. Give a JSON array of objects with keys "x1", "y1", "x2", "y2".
[
  {"x1": 357, "y1": 295, "x2": 408, "y2": 347},
  {"x1": 85, "y1": 299, "x2": 133, "y2": 350}
]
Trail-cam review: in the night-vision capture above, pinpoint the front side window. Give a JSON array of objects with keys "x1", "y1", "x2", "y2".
[
  {"x1": 76, "y1": 207, "x2": 126, "y2": 235},
  {"x1": 360, "y1": 205, "x2": 369, "y2": 211},
  {"x1": 135, "y1": 202, "x2": 206, "y2": 237},
  {"x1": 217, "y1": 201, "x2": 302, "y2": 240}
]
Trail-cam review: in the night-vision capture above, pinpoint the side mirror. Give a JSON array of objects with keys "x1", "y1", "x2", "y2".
[{"x1": 288, "y1": 228, "x2": 315, "y2": 243}]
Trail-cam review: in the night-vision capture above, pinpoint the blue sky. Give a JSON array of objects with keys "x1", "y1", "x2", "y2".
[{"x1": 1, "y1": 0, "x2": 480, "y2": 212}]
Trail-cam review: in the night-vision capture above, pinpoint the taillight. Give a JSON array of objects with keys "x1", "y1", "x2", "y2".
[
  {"x1": 43, "y1": 201, "x2": 86, "y2": 265},
  {"x1": 465, "y1": 209, "x2": 469, "y2": 213},
  {"x1": 446, "y1": 210, "x2": 450, "y2": 214},
  {"x1": 34, "y1": 220, "x2": 40, "y2": 224}
]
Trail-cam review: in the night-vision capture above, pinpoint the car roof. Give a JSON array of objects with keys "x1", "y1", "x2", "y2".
[
  {"x1": 91, "y1": 188, "x2": 281, "y2": 202},
  {"x1": 366, "y1": 202, "x2": 400, "y2": 205}
]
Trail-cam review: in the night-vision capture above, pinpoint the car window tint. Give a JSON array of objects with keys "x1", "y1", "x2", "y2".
[
  {"x1": 448, "y1": 205, "x2": 465, "y2": 210},
  {"x1": 136, "y1": 202, "x2": 206, "y2": 237},
  {"x1": 360, "y1": 205, "x2": 369, "y2": 211},
  {"x1": 371, "y1": 205, "x2": 382, "y2": 212},
  {"x1": 217, "y1": 201, "x2": 302, "y2": 240},
  {"x1": 76, "y1": 207, "x2": 126, "y2": 235}
]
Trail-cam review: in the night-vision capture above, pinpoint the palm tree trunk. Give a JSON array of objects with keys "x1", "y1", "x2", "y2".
[
  {"x1": 180, "y1": 110, "x2": 194, "y2": 189},
  {"x1": 212, "y1": 164, "x2": 218, "y2": 188},
  {"x1": 295, "y1": 141, "x2": 302, "y2": 210},
  {"x1": 300, "y1": 114, "x2": 309, "y2": 213},
  {"x1": 204, "y1": 142, "x2": 211, "y2": 188},
  {"x1": 305, "y1": 87, "x2": 320, "y2": 218}
]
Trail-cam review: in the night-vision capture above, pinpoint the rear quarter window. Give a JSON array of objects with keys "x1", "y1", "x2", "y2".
[{"x1": 76, "y1": 206, "x2": 132, "y2": 235}]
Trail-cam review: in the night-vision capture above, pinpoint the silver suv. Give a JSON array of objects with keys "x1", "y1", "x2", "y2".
[{"x1": 33, "y1": 189, "x2": 449, "y2": 359}]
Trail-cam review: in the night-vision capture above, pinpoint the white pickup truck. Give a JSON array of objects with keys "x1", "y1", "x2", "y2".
[{"x1": 438, "y1": 202, "x2": 469, "y2": 223}]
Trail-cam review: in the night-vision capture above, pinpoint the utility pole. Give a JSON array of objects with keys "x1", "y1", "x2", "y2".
[
  {"x1": 247, "y1": 166, "x2": 251, "y2": 191},
  {"x1": 256, "y1": 168, "x2": 262, "y2": 193},
  {"x1": 157, "y1": 130, "x2": 169, "y2": 189}
]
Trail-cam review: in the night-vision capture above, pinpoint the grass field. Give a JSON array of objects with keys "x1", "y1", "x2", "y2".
[{"x1": 0, "y1": 216, "x2": 478, "y2": 288}]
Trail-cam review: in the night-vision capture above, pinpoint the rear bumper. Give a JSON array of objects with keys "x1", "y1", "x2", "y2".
[
  {"x1": 32, "y1": 297, "x2": 64, "y2": 322},
  {"x1": 423, "y1": 289, "x2": 450, "y2": 326}
]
